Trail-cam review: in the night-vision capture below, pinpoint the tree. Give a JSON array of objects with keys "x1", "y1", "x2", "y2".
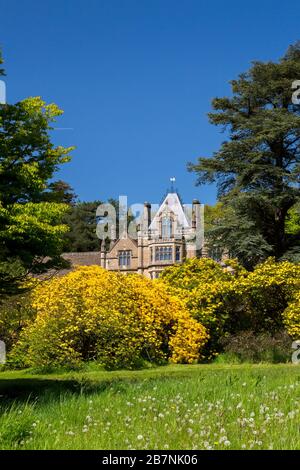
[
  {"x1": 189, "y1": 42, "x2": 300, "y2": 268},
  {"x1": 0, "y1": 52, "x2": 74, "y2": 297},
  {"x1": 62, "y1": 201, "x2": 102, "y2": 252},
  {"x1": 43, "y1": 180, "x2": 77, "y2": 205},
  {"x1": 286, "y1": 202, "x2": 300, "y2": 236},
  {"x1": 282, "y1": 202, "x2": 300, "y2": 263},
  {"x1": 62, "y1": 198, "x2": 132, "y2": 252}
]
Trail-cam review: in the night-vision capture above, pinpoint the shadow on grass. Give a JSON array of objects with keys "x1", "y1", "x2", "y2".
[
  {"x1": 0, "y1": 376, "x2": 119, "y2": 404},
  {"x1": 0, "y1": 366, "x2": 203, "y2": 405}
]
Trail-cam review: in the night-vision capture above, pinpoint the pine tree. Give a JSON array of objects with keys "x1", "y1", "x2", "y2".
[{"x1": 189, "y1": 42, "x2": 300, "y2": 268}]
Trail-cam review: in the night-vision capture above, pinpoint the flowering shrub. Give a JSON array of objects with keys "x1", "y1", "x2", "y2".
[
  {"x1": 234, "y1": 259, "x2": 300, "y2": 333},
  {"x1": 159, "y1": 259, "x2": 242, "y2": 354},
  {"x1": 11, "y1": 266, "x2": 208, "y2": 369},
  {"x1": 160, "y1": 258, "x2": 300, "y2": 356},
  {"x1": 283, "y1": 291, "x2": 300, "y2": 338}
]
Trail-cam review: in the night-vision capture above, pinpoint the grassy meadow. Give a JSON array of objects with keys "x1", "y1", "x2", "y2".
[{"x1": 0, "y1": 363, "x2": 299, "y2": 450}]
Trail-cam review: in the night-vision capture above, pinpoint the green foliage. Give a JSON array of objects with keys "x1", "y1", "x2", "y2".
[
  {"x1": 189, "y1": 42, "x2": 300, "y2": 268},
  {"x1": 286, "y1": 202, "x2": 300, "y2": 235},
  {"x1": 204, "y1": 197, "x2": 275, "y2": 269},
  {"x1": 0, "y1": 51, "x2": 74, "y2": 298},
  {"x1": 2, "y1": 202, "x2": 70, "y2": 271},
  {"x1": 0, "y1": 292, "x2": 34, "y2": 352},
  {"x1": 218, "y1": 330, "x2": 292, "y2": 364},
  {"x1": 42, "y1": 180, "x2": 77, "y2": 205},
  {"x1": 283, "y1": 290, "x2": 300, "y2": 338},
  {"x1": 62, "y1": 201, "x2": 102, "y2": 252},
  {"x1": 62, "y1": 199, "x2": 135, "y2": 253},
  {"x1": 160, "y1": 257, "x2": 300, "y2": 356},
  {"x1": 0, "y1": 259, "x2": 27, "y2": 298},
  {"x1": 204, "y1": 202, "x2": 227, "y2": 232},
  {"x1": 283, "y1": 202, "x2": 300, "y2": 262},
  {"x1": 0, "y1": 96, "x2": 73, "y2": 206}
]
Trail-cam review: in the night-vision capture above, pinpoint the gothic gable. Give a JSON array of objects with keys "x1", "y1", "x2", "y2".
[{"x1": 149, "y1": 192, "x2": 190, "y2": 232}]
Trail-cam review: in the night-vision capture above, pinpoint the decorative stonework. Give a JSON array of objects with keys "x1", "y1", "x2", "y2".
[
  {"x1": 63, "y1": 191, "x2": 207, "y2": 278},
  {"x1": 100, "y1": 191, "x2": 204, "y2": 278}
]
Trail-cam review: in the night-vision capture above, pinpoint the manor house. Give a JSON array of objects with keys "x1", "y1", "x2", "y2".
[
  {"x1": 63, "y1": 188, "x2": 209, "y2": 278},
  {"x1": 98, "y1": 189, "x2": 205, "y2": 279}
]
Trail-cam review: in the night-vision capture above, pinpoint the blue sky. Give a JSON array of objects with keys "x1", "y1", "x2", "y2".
[{"x1": 1, "y1": 0, "x2": 300, "y2": 206}]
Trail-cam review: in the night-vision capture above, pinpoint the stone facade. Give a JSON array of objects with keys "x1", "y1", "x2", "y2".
[{"x1": 98, "y1": 191, "x2": 205, "y2": 279}]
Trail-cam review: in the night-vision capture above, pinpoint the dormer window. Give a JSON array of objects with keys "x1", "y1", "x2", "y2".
[{"x1": 161, "y1": 216, "x2": 172, "y2": 239}]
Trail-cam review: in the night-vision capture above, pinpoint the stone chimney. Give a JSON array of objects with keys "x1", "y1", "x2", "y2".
[
  {"x1": 192, "y1": 199, "x2": 200, "y2": 229},
  {"x1": 143, "y1": 202, "x2": 151, "y2": 231}
]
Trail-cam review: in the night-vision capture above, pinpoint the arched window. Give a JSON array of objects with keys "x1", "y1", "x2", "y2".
[{"x1": 161, "y1": 216, "x2": 172, "y2": 239}]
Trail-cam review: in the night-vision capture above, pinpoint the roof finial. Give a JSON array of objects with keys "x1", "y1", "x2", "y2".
[{"x1": 170, "y1": 176, "x2": 176, "y2": 193}]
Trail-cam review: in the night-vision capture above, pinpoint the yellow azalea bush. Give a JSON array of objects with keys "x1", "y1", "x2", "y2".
[
  {"x1": 159, "y1": 258, "x2": 242, "y2": 354},
  {"x1": 236, "y1": 259, "x2": 300, "y2": 333},
  {"x1": 283, "y1": 292, "x2": 300, "y2": 338},
  {"x1": 159, "y1": 258, "x2": 300, "y2": 355},
  {"x1": 10, "y1": 266, "x2": 208, "y2": 369}
]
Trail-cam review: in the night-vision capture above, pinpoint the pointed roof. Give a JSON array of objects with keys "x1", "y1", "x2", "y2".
[{"x1": 149, "y1": 192, "x2": 190, "y2": 230}]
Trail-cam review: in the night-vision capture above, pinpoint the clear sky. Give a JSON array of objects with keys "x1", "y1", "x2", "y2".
[{"x1": 1, "y1": 0, "x2": 300, "y2": 206}]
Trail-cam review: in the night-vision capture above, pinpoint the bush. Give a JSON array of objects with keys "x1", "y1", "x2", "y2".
[
  {"x1": 283, "y1": 291, "x2": 300, "y2": 339},
  {"x1": 160, "y1": 258, "x2": 300, "y2": 357},
  {"x1": 233, "y1": 259, "x2": 300, "y2": 333},
  {"x1": 0, "y1": 293, "x2": 35, "y2": 352},
  {"x1": 159, "y1": 258, "x2": 241, "y2": 356},
  {"x1": 10, "y1": 266, "x2": 208, "y2": 369},
  {"x1": 218, "y1": 330, "x2": 292, "y2": 364}
]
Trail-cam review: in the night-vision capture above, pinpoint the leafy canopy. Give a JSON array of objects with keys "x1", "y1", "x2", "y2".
[
  {"x1": 0, "y1": 52, "x2": 74, "y2": 297},
  {"x1": 189, "y1": 42, "x2": 300, "y2": 268}
]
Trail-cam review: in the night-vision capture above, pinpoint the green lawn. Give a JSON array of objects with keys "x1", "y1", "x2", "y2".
[{"x1": 0, "y1": 363, "x2": 299, "y2": 450}]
